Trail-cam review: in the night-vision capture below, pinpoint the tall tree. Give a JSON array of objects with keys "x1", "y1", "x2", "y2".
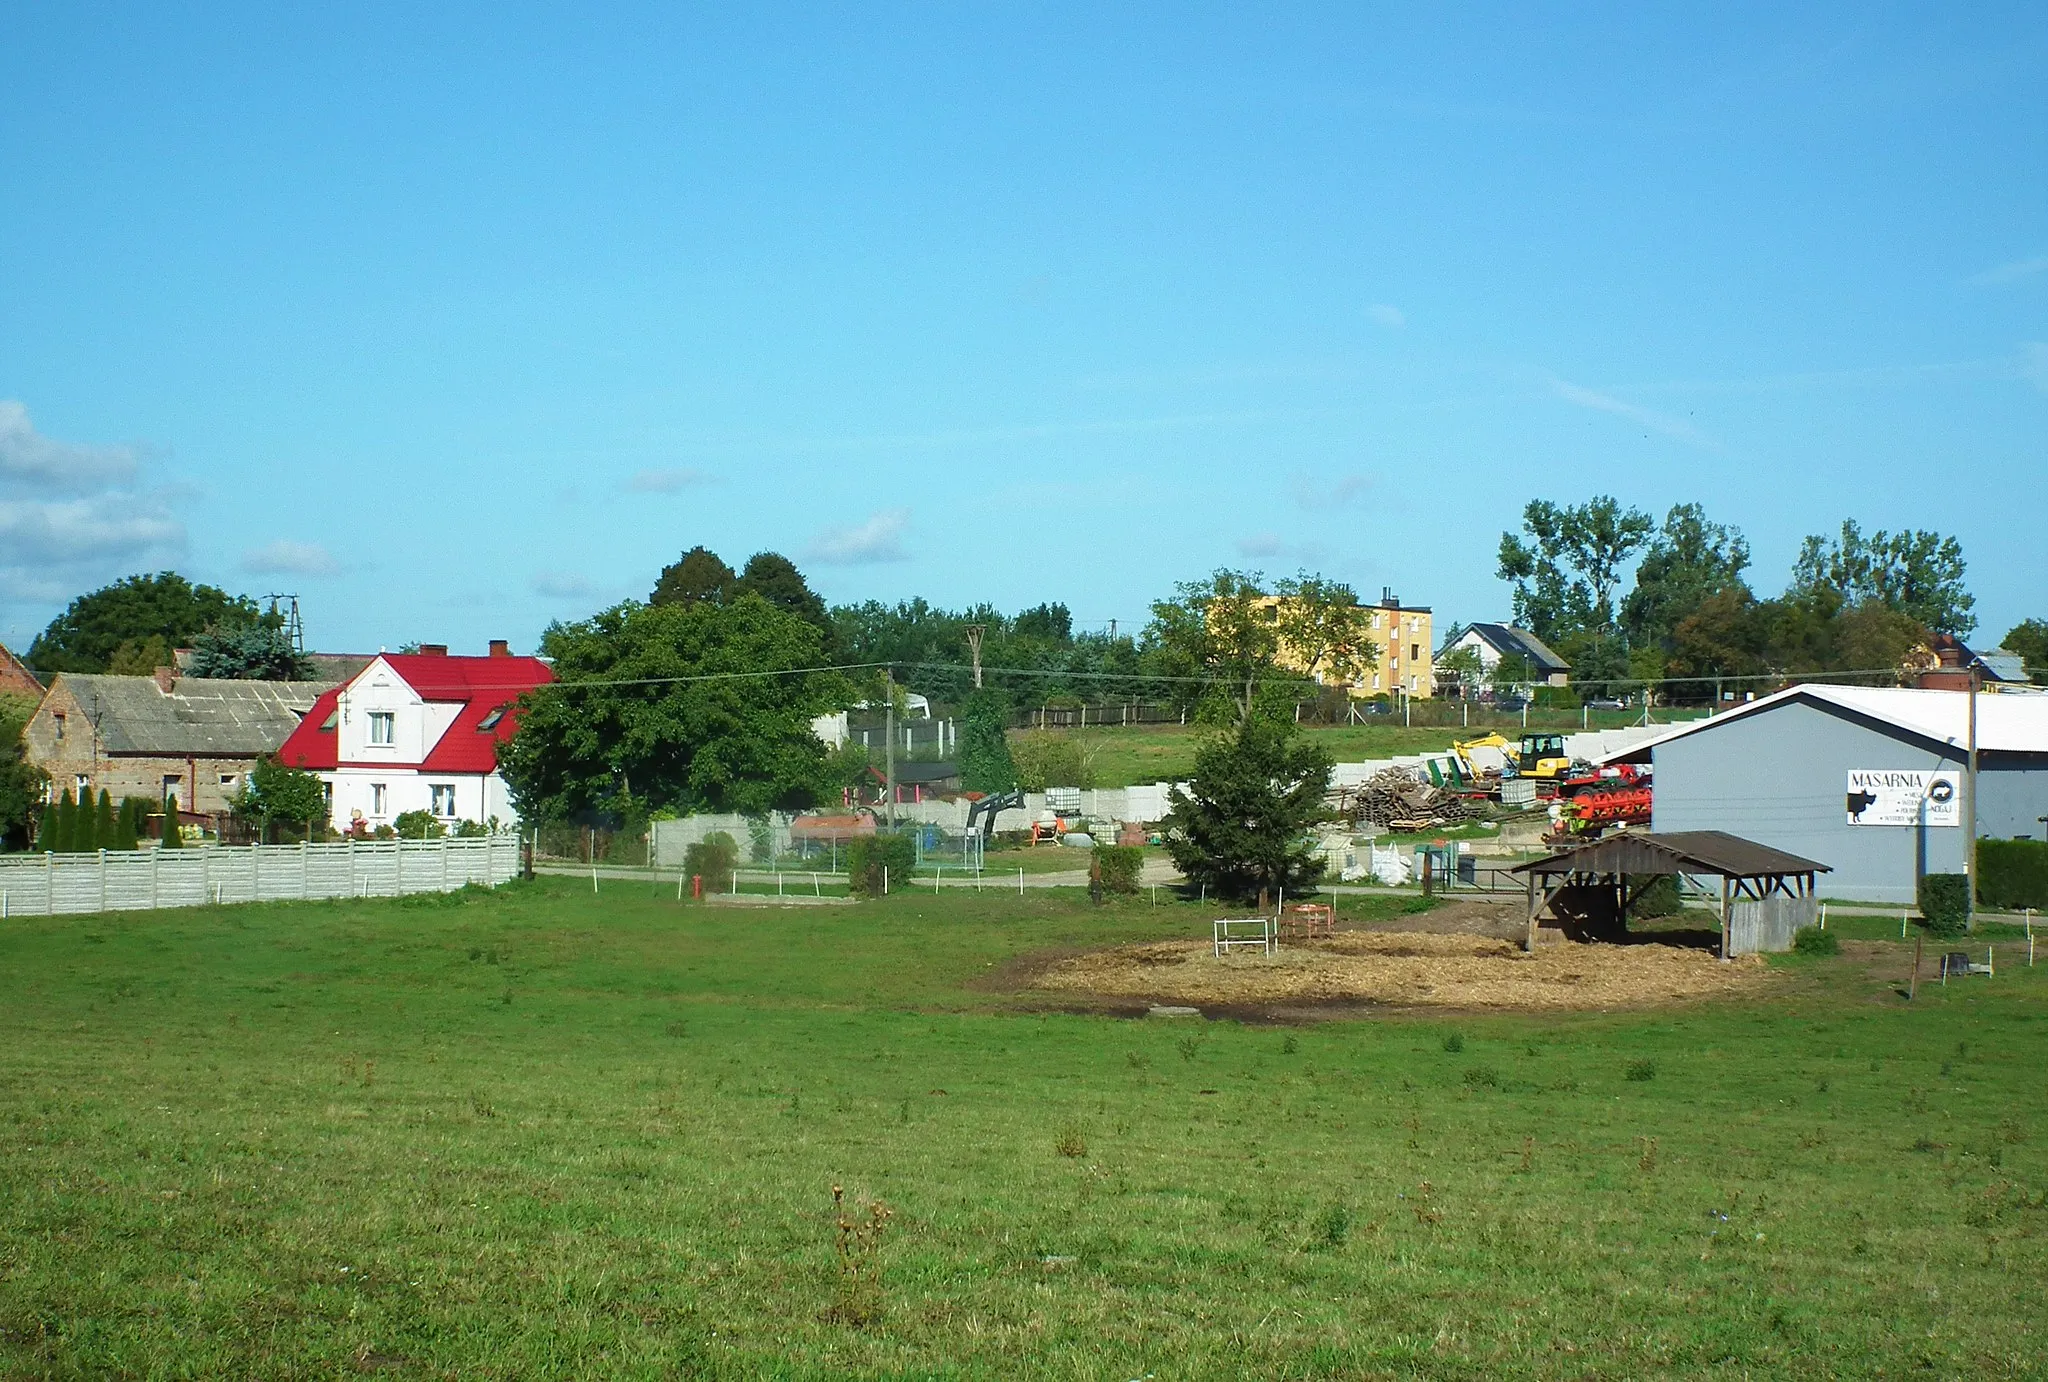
[
  {"x1": 94, "y1": 790, "x2": 115, "y2": 851},
  {"x1": 233, "y1": 757, "x2": 330, "y2": 841},
  {"x1": 1163, "y1": 718, "x2": 1332, "y2": 906},
  {"x1": 501, "y1": 596, "x2": 851, "y2": 821},
  {"x1": 1011, "y1": 603, "x2": 1073, "y2": 643},
  {"x1": 0, "y1": 694, "x2": 45, "y2": 850},
  {"x1": 734, "y1": 552, "x2": 831, "y2": 637},
  {"x1": 1270, "y1": 574, "x2": 1380, "y2": 690},
  {"x1": 956, "y1": 690, "x2": 1018, "y2": 793},
  {"x1": 1789, "y1": 520, "x2": 1976, "y2": 635},
  {"x1": 650, "y1": 546, "x2": 737, "y2": 607},
  {"x1": 27, "y1": 573, "x2": 260, "y2": 675},
  {"x1": 50, "y1": 788, "x2": 76, "y2": 852},
  {"x1": 1142, "y1": 570, "x2": 1375, "y2": 725},
  {"x1": 1620, "y1": 503, "x2": 1752, "y2": 654},
  {"x1": 2002, "y1": 619, "x2": 2048, "y2": 685},
  {"x1": 1497, "y1": 497, "x2": 1655, "y2": 642}
]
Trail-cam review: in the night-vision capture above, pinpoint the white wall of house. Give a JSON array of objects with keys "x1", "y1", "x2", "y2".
[{"x1": 325, "y1": 768, "x2": 516, "y2": 830}]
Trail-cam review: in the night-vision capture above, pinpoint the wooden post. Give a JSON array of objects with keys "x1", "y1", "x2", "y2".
[
  {"x1": 1525, "y1": 870, "x2": 1538, "y2": 953},
  {"x1": 1910, "y1": 935, "x2": 1921, "y2": 1000},
  {"x1": 1720, "y1": 876, "x2": 1732, "y2": 960}
]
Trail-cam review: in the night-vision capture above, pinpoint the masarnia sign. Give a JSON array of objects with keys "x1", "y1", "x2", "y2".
[{"x1": 1845, "y1": 769, "x2": 1960, "y2": 827}]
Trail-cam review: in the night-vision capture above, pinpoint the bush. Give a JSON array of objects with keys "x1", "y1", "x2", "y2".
[
  {"x1": 1919, "y1": 873, "x2": 1970, "y2": 938},
  {"x1": 394, "y1": 809, "x2": 446, "y2": 840},
  {"x1": 1624, "y1": 1058, "x2": 1657, "y2": 1082},
  {"x1": 847, "y1": 832, "x2": 915, "y2": 898},
  {"x1": 1093, "y1": 844, "x2": 1142, "y2": 895},
  {"x1": 684, "y1": 831, "x2": 740, "y2": 892},
  {"x1": 1792, "y1": 926, "x2": 1840, "y2": 956},
  {"x1": 1011, "y1": 731, "x2": 1093, "y2": 791},
  {"x1": 1978, "y1": 838, "x2": 2048, "y2": 910}
]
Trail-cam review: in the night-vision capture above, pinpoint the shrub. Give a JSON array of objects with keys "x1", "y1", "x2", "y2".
[
  {"x1": 1054, "y1": 1126, "x2": 1087, "y2": 1158},
  {"x1": 1918, "y1": 873, "x2": 1970, "y2": 938},
  {"x1": 1011, "y1": 730, "x2": 1093, "y2": 791},
  {"x1": 847, "y1": 832, "x2": 915, "y2": 899},
  {"x1": 1978, "y1": 838, "x2": 2048, "y2": 910},
  {"x1": 1093, "y1": 844, "x2": 1143, "y2": 895},
  {"x1": 1792, "y1": 926, "x2": 1840, "y2": 956},
  {"x1": 1441, "y1": 1031, "x2": 1464, "y2": 1053},
  {"x1": 684, "y1": 831, "x2": 740, "y2": 892},
  {"x1": 1462, "y1": 1065, "x2": 1500, "y2": 1089},
  {"x1": 394, "y1": 809, "x2": 446, "y2": 840},
  {"x1": 1624, "y1": 1058, "x2": 1657, "y2": 1082}
]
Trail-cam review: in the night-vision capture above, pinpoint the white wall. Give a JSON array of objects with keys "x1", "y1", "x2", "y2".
[{"x1": 325, "y1": 768, "x2": 513, "y2": 831}]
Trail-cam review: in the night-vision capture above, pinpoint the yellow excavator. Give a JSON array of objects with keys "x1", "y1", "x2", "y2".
[{"x1": 1450, "y1": 732, "x2": 1574, "y2": 788}]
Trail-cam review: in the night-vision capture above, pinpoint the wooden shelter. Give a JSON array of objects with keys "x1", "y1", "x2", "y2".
[{"x1": 1511, "y1": 830, "x2": 1829, "y2": 957}]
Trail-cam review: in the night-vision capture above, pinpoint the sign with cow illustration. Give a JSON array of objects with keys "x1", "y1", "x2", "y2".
[{"x1": 1844, "y1": 769, "x2": 1960, "y2": 827}]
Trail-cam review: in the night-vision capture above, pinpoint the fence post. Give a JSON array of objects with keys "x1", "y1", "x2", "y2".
[
  {"x1": 46, "y1": 852, "x2": 54, "y2": 916},
  {"x1": 302, "y1": 840, "x2": 311, "y2": 899},
  {"x1": 99, "y1": 849, "x2": 108, "y2": 914}
]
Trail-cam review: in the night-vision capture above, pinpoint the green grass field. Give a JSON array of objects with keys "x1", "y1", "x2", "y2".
[
  {"x1": 4, "y1": 880, "x2": 2046, "y2": 1378},
  {"x1": 1035, "y1": 724, "x2": 1467, "y2": 788}
]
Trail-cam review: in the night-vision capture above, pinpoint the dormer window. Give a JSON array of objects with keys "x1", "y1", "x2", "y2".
[{"x1": 477, "y1": 706, "x2": 506, "y2": 731}]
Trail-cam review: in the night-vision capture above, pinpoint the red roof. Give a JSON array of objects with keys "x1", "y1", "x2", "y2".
[{"x1": 273, "y1": 654, "x2": 553, "y2": 776}]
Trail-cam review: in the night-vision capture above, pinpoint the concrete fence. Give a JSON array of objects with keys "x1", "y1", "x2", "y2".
[{"x1": 0, "y1": 835, "x2": 523, "y2": 918}]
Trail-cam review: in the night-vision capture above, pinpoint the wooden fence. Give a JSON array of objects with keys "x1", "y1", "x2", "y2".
[{"x1": 1727, "y1": 894, "x2": 1816, "y2": 955}]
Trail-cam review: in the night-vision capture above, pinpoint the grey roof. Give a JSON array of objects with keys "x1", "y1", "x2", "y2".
[
  {"x1": 1513, "y1": 829, "x2": 1830, "y2": 880},
  {"x1": 1972, "y1": 648, "x2": 2030, "y2": 684},
  {"x1": 1465, "y1": 623, "x2": 1571, "y2": 672},
  {"x1": 58, "y1": 674, "x2": 329, "y2": 757}
]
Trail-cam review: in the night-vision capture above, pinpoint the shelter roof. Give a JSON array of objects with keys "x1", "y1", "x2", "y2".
[
  {"x1": 55, "y1": 674, "x2": 328, "y2": 757},
  {"x1": 1511, "y1": 829, "x2": 1830, "y2": 880},
  {"x1": 1598, "y1": 683, "x2": 2048, "y2": 765}
]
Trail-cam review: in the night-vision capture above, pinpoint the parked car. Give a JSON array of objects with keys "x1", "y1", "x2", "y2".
[
  {"x1": 1492, "y1": 694, "x2": 1529, "y2": 712},
  {"x1": 1585, "y1": 695, "x2": 1627, "y2": 710}
]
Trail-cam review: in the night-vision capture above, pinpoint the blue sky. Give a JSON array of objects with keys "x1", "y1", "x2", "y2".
[{"x1": 2, "y1": 4, "x2": 2043, "y2": 657}]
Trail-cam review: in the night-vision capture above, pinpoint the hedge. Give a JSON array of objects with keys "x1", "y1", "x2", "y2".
[
  {"x1": 1978, "y1": 837, "x2": 2048, "y2": 911},
  {"x1": 1093, "y1": 845, "x2": 1143, "y2": 896},
  {"x1": 1918, "y1": 873, "x2": 1970, "y2": 938}
]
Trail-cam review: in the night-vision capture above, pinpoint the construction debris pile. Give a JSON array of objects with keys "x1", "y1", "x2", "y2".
[{"x1": 1335, "y1": 767, "x2": 1482, "y2": 831}]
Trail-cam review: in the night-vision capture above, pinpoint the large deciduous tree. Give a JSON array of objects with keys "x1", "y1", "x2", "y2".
[
  {"x1": 500, "y1": 594, "x2": 850, "y2": 822},
  {"x1": 1789, "y1": 520, "x2": 1975, "y2": 635},
  {"x1": 2003, "y1": 619, "x2": 2048, "y2": 685},
  {"x1": 233, "y1": 756, "x2": 330, "y2": 841},
  {"x1": 1143, "y1": 570, "x2": 1377, "y2": 725},
  {"x1": 649, "y1": 546, "x2": 737, "y2": 608},
  {"x1": 1163, "y1": 718, "x2": 1333, "y2": 905},
  {"x1": 1620, "y1": 504, "x2": 1752, "y2": 654},
  {"x1": 1497, "y1": 497, "x2": 1654, "y2": 643},
  {"x1": 733, "y1": 552, "x2": 832, "y2": 639},
  {"x1": 0, "y1": 694, "x2": 45, "y2": 850},
  {"x1": 28, "y1": 573, "x2": 261, "y2": 675}
]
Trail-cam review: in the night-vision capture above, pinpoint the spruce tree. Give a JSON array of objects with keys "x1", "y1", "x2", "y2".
[
  {"x1": 1162, "y1": 717, "x2": 1334, "y2": 906},
  {"x1": 160, "y1": 794, "x2": 184, "y2": 848},
  {"x1": 94, "y1": 790, "x2": 114, "y2": 851},
  {"x1": 957, "y1": 690, "x2": 1018, "y2": 793},
  {"x1": 47, "y1": 788, "x2": 73, "y2": 852},
  {"x1": 111, "y1": 797, "x2": 141, "y2": 851}
]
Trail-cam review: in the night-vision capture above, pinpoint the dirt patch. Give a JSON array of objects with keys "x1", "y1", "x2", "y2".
[{"x1": 1031, "y1": 929, "x2": 1771, "y2": 1012}]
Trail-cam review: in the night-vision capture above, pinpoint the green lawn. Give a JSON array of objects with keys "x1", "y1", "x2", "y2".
[
  {"x1": 4, "y1": 879, "x2": 2046, "y2": 1377},
  {"x1": 1033, "y1": 724, "x2": 1468, "y2": 788}
]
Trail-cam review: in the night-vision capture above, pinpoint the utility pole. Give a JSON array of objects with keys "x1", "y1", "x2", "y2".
[
  {"x1": 1966, "y1": 665, "x2": 1979, "y2": 931},
  {"x1": 965, "y1": 625, "x2": 986, "y2": 690},
  {"x1": 883, "y1": 667, "x2": 898, "y2": 829}
]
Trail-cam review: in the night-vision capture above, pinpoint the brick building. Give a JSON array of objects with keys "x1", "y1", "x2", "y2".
[
  {"x1": 25, "y1": 669, "x2": 329, "y2": 823},
  {"x1": 0, "y1": 642, "x2": 43, "y2": 702}
]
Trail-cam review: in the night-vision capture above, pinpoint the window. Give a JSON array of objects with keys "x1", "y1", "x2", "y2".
[
  {"x1": 430, "y1": 784, "x2": 457, "y2": 817},
  {"x1": 76, "y1": 774, "x2": 90, "y2": 794},
  {"x1": 1410, "y1": 643, "x2": 1420, "y2": 662},
  {"x1": 219, "y1": 774, "x2": 237, "y2": 787},
  {"x1": 53, "y1": 713, "x2": 65, "y2": 742},
  {"x1": 368, "y1": 711, "x2": 396, "y2": 745},
  {"x1": 319, "y1": 708, "x2": 338, "y2": 731},
  {"x1": 370, "y1": 784, "x2": 387, "y2": 815},
  {"x1": 476, "y1": 705, "x2": 506, "y2": 731}
]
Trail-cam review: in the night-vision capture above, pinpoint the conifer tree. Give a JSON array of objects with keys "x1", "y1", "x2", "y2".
[
  {"x1": 111, "y1": 797, "x2": 141, "y2": 851},
  {"x1": 94, "y1": 790, "x2": 114, "y2": 851},
  {"x1": 50, "y1": 788, "x2": 75, "y2": 852},
  {"x1": 160, "y1": 794, "x2": 184, "y2": 848}
]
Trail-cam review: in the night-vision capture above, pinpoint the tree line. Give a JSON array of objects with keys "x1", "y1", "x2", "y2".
[{"x1": 1496, "y1": 500, "x2": 2039, "y2": 698}]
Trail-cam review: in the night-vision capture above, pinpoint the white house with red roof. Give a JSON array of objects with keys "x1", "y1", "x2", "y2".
[{"x1": 276, "y1": 641, "x2": 551, "y2": 832}]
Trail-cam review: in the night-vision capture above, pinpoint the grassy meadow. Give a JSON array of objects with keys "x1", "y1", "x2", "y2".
[{"x1": 3, "y1": 878, "x2": 2046, "y2": 1378}]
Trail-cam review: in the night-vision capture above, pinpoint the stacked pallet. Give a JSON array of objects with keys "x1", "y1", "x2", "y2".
[{"x1": 1335, "y1": 767, "x2": 1481, "y2": 831}]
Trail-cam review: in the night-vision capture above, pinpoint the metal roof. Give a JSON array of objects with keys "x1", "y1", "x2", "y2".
[
  {"x1": 57, "y1": 674, "x2": 329, "y2": 757},
  {"x1": 1512, "y1": 830, "x2": 1831, "y2": 880},
  {"x1": 1598, "y1": 683, "x2": 2048, "y2": 765},
  {"x1": 1462, "y1": 623, "x2": 1571, "y2": 672}
]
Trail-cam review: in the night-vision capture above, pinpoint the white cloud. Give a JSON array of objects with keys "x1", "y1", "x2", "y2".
[
  {"x1": 1367, "y1": 304, "x2": 1406, "y2": 330},
  {"x1": 0, "y1": 400, "x2": 139, "y2": 492},
  {"x1": 626, "y1": 467, "x2": 714, "y2": 493},
  {"x1": 1235, "y1": 532, "x2": 1286, "y2": 558},
  {"x1": 0, "y1": 494, "x2": 181, "y2": 564},
  {"x1": 2018, "y1": 342, "x2": 2048, "y2": 393},
  {"x1": 806, "y1": 508, "x2": 910, "y2": 565},
  {"x1": 243, "y1": 539, "x2": 341, "y2": 577},
  {"x1": 1291, "y1": 472, "x2": 1375, "y2": 511},
  {"x1": 1969, "y1": 255, "x2": 2048, "y2": 287},
  {"x1": 1549, "y1": 378, "x2": 1714, "y2": 447},
  {"x1": 531, "y1": 572, "x2": 600, "y2": 599}
]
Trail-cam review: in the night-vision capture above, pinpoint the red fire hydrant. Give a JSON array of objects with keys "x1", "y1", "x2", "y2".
[{"x1": 690, "y1": 874, "x2": 703, "y2": 900}]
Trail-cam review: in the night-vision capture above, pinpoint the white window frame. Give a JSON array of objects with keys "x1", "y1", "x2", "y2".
[
  {"x1": 429, "y1": 784, "x2": 458, "y2": 817},
  {"x1": 368, "y1": 711, "x2": 396, "y2": 746},
  {"x1": 370, "y1": 784, "x2": 388, "y2": 816}
]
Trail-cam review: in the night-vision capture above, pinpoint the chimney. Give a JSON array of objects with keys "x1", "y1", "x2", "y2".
[
  {"x1": 153, "y1": 666, "x2": 178, "y2": 694},
  {"x1": 488, "y1": 639, "x2": 511, "y2": 658},
  {"x1": 1917, "y1": 633, "x2": 1975, "y2": 691},
  {"x1": 418, "y1": 643, "x2": 449, "y2": 657},
  {"x1": 1382, "y1": 587, "x2": 1399, "y2": 609}
]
